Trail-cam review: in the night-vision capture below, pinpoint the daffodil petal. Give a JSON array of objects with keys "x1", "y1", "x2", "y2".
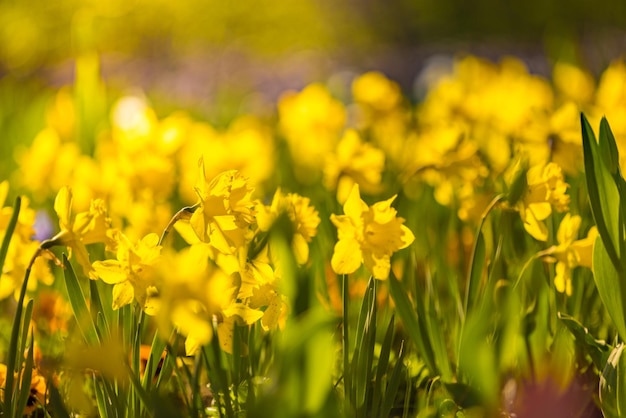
[
  {"x1": 292, "y1": 233, "x2": 309, "y2": 265},
  {"x1": 343, "y1": 184, "x2": 367, "y2": 220},
  {"x1": 54, "y1": 186, "x2": 72, "y2": 230},
  {"x1": 363, "y1": 250, "x2": 391, "y2": 280},
  {"x1": 331, "y1": 238, "x2": 362, "y2": 275},
  {"x1": 92, "y1": 260, "x2": 127, "y2": 284},
  {"x1": 400, "y1": 225, "x2": 415, "y2": 249},
  {"x1": 112, "y1": 281, "x2": 134, "y2": 309}
]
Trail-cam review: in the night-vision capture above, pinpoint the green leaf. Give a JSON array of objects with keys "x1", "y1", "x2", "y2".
[
  {"x1": 581, "y1": 113, "x2": 621, "y2": 272},
  {"x1": 443, "y1": 382, "x2": 484, "y2": 409},
  {"x1": 389, "y1": 271, "x2": 437, "y2": 376},
  {"x1": 600, "y1": 343, "x2": 626, "y2": 418},
  {"x1": 505, "y1": 160, "x2": 528, "y2": 206},
  {"x1": 0, "y1": 197, "x2": 20, "y2": 284},
  {"x1": 47, "y1": 377, "x2": 72, "y2": 418},
  {"x1": 5, "y1": 228, "x2": 33, "y2": 418},
  {"x1": 558, "y1": 312, "x2": 610, "y2": 370},
  {"x1": 142, "y1": 331, "x2": 167, "y2": 389},
  {"x1": 456, "y1": 310, "x2": 498, "y2": 408},
  {"x1": 379, "y1": 341, "x2": 406, "y2": 418},
  {"x1": 125, "y1": 361, "x2": 155, "y2": 417},
  {"x1": 16, "y1": 333, "x2": 34, "y2": 418},
  {"x1": 593, "y1": 238, "x2": 626, "y2": 342},
  {"x1": 63, "y1": 254, "x2": 100, "y2": 345},
  {"x1": 372, "y1": 315, "x2": 395, "y2": 417},
  {"x1": 599, "y1": 117, "x2": 620, "y2": 177},
  {"x1": 354, "y1": 278, "x2": 376, "y2": 412}
]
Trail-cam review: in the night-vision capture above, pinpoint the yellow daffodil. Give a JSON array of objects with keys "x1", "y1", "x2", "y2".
[
  {"x1": 278, "y1": 83, "x2": 346, "y2": 180},
  {"x1": 155, "y1": 243, "x2": 236, "y2": 355},
  {"x1": 352, "y1": 71, "x2": 403, "y2": 113},
  {"x1": 47, "y1": 186, "x2": 114, "y2": 278},
  {"x1": 517, "y1": 162, "x2": 570, "y2": 241},
  {"x1": 256, "y1": 189, "x2": 321, "y2": 265},
  {"x1": 0, "y1": 182, "x2": 54, "y2": 299},
  {"x1": 178, "y1": 116, "x2": 276, "y2": 205},
  {"x1": 190, "y1": 162, "x2": 256, "y2": 254},
  {"x1": 330, "y1": 184, "x2": 415, "y2": 279},
  {"x1": 543, "y1": 214, "x2": 598, "y2": 295},
  {"x1": 91, "y1": 232, "x2": 161, "y2": 311},
  {"x1": 0, "y1": 363, "x2": 48, "y2": 415},
  {"x1": 324, "y1": 129, "x2": 385, "y2": 203}
]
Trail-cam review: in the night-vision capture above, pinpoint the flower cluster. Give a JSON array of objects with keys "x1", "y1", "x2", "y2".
[{"x1": 6, "y1": 54, "x2": 626, "y2": 415}]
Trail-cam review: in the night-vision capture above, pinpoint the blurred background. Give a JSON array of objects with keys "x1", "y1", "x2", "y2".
[{"x1": 1, "y1": 0, "x2": 626, "y2": 177}]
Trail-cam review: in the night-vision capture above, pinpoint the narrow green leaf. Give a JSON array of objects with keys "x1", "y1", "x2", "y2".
[
  {"x1": 0, "y1": 197, "x2": 20, "y2": 282},
  {"x1": 16, "y1": 333, "x2": 34, "y2": 418},
  {"x1": 90, "y1": 279, "x2": 108, "y2": 333},
  {"x1": 594, "y1": 238, "x2": 626, "y2": 341},
  {"x1": 47, "y1": 377, "x2": 72, "y2": 418},
  {"x1": 63, "y1": 254, "x2": 100, "y2": 345},
  {"x1": 354, "y1": 279, "x2": 374, "y2": 352},
  {"x1": 444, "y1": 382, "x2": 484, "y2": 408},
  {"x1": 93, "y1": 375, "x2": 114, "y2": 418},
  {"x1": 232, "y1": 322, "x2": 242, "y2": 388},
  {"x1": 506, "y1": 160, "x2": 528, "y2": 206},
  {"x1": 388, "y1": 272, "x2": 437, "y2": 375},
  {"x1": 465, "y1": 231, "x2": 486, "y2": 315},
  {"x1": 599, "y1": 117, "x2": 620, "y2": 177},
  {"x1": 558, "y1": 312, "x2": 610, "y2": 370},
  {"x1": 6, "y1": 236, "x2": 34, "y2": 418},
  {"x1": 303, "y1": 313, "x2": 336, "y2": 414},
  {"x1": 142, "y1": 332, "x2": 167, "y2": 389},
  {"x1": 372, "y1": 315, "x2": 394, "y2": 417},
  {"x1": 425, "y1": 278, "x2": 453, "y2": 380},
  {"x1": 380, "y1": 342, "x2": 406, "y2": 418},
  {"x1": 581, "y1": 113, "x2": 621, "y2": 271},
  {"x1": 125, "y1": 362, "x2": 155, "y2": 417},
  {"x1": 355, "y1": 278, "x2": 376, "y2": 411},
  {"x1": 342, "y1": 274, "x2": 351, "y2": 409},
  {"x1": 18, "y1": 300, "x2": 34, "y2": 369},
  {"x1": 600, "y1": 343, "x2": 624, "y2": 418}
]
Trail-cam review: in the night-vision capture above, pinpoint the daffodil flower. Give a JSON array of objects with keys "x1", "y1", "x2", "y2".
[
  {"x1": 45, "y1": 186, "x2": 114, "y2": 278},
  {"x1": 91, "y1": 232, "x2": 161, "y2": 311},
  {"x1": 517, "y1": 162, "x2": 570, "y2": 241},
  {"x1": 330, "y1": 184, "x2": 415, "y2": 279},
  {"x1": 256, "y1": 189, "x2": 321, "y2": 265},
  {"x1": 0, "y1": 181, "x2": 55, "y2": 299},
  {"x1": 543, "y1": 214, "x2": 597, "y2": 296},
  {"x1": 323, "y1": 129, "x2": 385, "y2": 203},
  {"x1": 189, "y1": 161, "x2": 256, "y2": 254}
]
